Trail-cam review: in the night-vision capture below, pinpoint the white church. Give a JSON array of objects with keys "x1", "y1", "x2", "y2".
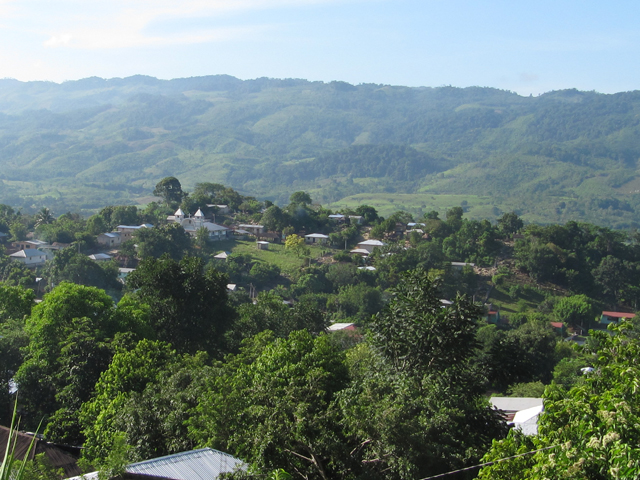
[{"x1": 167, "y1": 208, "x2": 230, "y2": 241}]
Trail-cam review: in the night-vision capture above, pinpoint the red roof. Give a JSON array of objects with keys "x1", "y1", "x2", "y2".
[
  {"x1": 550, "y1": 322, "x2": 564, "y2": 329},
  {"x1": 602, "y1": 311, "x2": 636, "y2": 319}
]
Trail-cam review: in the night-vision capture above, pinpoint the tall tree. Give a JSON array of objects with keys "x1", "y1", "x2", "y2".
[
  {"x1": 125, "y1": 256, "x2": 235, "y2": 356},
  {"x1": 153, "y1": 177, "x2": 184, "y2": 205}
]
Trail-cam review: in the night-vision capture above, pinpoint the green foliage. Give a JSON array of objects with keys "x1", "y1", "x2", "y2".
[
  {"x1": 478, "y1": 321, "x2": 640, "y2": 479},
  {"x1": 153, "y1": 176, "x2": 184, "y2": 205},
  {"x1": 190, "y1": 330, "x2": 353, "y2": 480},
  {"x1": 15, "y1": 283, "x2": 137, "y2": 436},
  {"x1": 367, "y1": 269, "x2": 481, "y2": 374},
  {"x1": 134, "y1": 223, "x2": 191, "y2": 260},
  {"x1": 125, "y1": 255, "x2": 234, "y2": 356}
]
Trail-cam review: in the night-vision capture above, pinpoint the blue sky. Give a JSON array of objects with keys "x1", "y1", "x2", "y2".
[{"x1": 0, "y1": 0, "x2": 638, "y2": 95}]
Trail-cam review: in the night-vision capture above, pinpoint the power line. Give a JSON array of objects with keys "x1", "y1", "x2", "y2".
[{"x1": 417, "y1": 444, "x2": 561, "y2": 480}]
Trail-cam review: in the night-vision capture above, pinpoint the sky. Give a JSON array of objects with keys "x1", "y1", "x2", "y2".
[{"x1": 0, "y1": 0, "x2": 639, "y2": 95}]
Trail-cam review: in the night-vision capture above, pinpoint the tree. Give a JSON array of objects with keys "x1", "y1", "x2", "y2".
[
  {"x1": 367, "y1": 269, "x2": 481, "y2": 374},
  {"x1": 34, "y1": 208, "x2": 53, "y2": 228},
  {"x1": 261, "y1": 205, "x2": 288, "y2": 232},
  {"x1": 478, "y1": 321, "x2": 640, "y2": 479},
  {"x1": 553, "y1": 294, "x2": 594, "y2": 333},
  {"x1": 284, "y1": 234, "x2": 308, "y2": 257},
  {"x1": 153, "y1": 177, "x2": 184, "y2": 205},
  {"x1": 289, "y1": 191, "x2": 312, "y2": 205},
  {"x1": 190, "y1": 331, "x2": 353, "y2": 480},
  {"x1": 80, "y1": 339, "x2": 182, "y2": 463},
  {"x1": 340, "y1": 270, "x2": 507, "y2": 478},
  {"x1": 134, "y1": 223, "x2": 190, "y2": 260},
  {"x1": 15, "y1": 283, "x2": 133, "y2": 433},
  {"x1": 125, "y1": 256, "x2": 235, "y2": 356},
  {"x1": 497, "y1": 211, "x2": 523, "y2": 236}
]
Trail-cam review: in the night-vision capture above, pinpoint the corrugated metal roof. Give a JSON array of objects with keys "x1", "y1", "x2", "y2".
[
  {"x1": 66, "y1": 448, "x2": 244, "y2": 480},
  {"x1": 126, "y1": 448, "x2": 244, "y2": 480}
]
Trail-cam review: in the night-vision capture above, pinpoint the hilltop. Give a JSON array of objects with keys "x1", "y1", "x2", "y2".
[{"x1": 0, "y1": 75, "x2": 639, "y2": 227}]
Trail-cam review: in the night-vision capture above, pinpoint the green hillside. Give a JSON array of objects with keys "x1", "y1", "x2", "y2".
[{"x1": 0, "y1": 76, "x2": 640, "y2": 227}]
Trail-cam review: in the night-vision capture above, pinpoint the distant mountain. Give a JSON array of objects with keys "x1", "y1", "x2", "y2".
[{"x1": 0, "y1": 75, "x2": 639, "y2": 227}]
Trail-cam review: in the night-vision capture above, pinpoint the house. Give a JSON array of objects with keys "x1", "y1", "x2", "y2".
[
  {"x1": 490, "y1": 397, "x2": 544, "y2": 436},
  {"x1": 88, "y1": 253, "x2": 113, "y2": 262},
  {"x1": 97, "y1": 232, "x2": 122, "y2": 247},
  {"x1": 355, "y1": 239, "x2": 386, "y2": 253},
  {"x1": 485, "y1": 309, "x2": 501, "y2": 324},
  {"x1": 11, "y1": 239, "x2": 48, "y2": 250},
  {"x1": 9, "y1": 249, "x2": 47, "y2": 267},
  {"x1": 305, "y1": 233, "x2": 329, "y2": 244},
  {"x1": 206, "y1": 204, "x2": 231, "y2": 215},
  {"x1": 550, "y1": 321, "x2": 565, "y2": 335},
  {"x1": 600, "y1": 311, "x2": 636, "y2": 325},
  {"x1": 328, "y1": 214, "x2": 346, "y2": 222},
  {"x1": 238, "y1": 224, "x2": 265, "y2": 236},
  {"x1": 451, "y1": 262, "x2": 476, "y2": 271},
  {"x1": 1, "y1": 425, "x2": 82, "y2": 478},
  {"x1": 118, "y1": 268, "x2": 135, "y2": 282},
  {"x1": 66, "y1": 448, "x2": 245, "y2": 480},
  {"x1": 116, "y1": 224, "x2": 151, "y2": 242},
  {"x1": 327, "y1": 323, "x2": 357, "y2": 332}
]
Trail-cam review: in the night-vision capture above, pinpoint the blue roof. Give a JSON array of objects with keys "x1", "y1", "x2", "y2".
[
  {"x1": 66, "y1": 448, "x2": 244, "y2": 480},
  {"x1": 126, "y1": 448, "x2": 244, "y2": 480}
]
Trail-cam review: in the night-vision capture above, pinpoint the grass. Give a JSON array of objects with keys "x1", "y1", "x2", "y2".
[
  {"x1": 487, "y1": 282, "x2": 546, "y2": 315},
  {"x1": 209, "y1": 239, "x2": 330, "y2": 275}
]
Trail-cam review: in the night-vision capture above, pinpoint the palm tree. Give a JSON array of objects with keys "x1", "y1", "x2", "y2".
[{"x1": 34, "y1": 208, "x2": 53, "y2": 228}]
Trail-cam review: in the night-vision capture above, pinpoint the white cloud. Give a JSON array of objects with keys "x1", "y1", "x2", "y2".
[{"x1": 34, "y1": 0, "x2": 357, "y2": 49}]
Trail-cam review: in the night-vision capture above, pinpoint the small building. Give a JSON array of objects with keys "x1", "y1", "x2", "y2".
[
  {"x1": 490, "y1": 397, "x2": 544, "y2": 436},
  {"x1": 9, "y1": 249, "x2": 47, "y2": 267},
  {"x1": 116, "y1": 225, "x2": 151, "y2": 242},
  {"x1": 356, "y1": 239, "x2": 386, "y2": 253},
  {"x1": 88, "y1": 253, "x2": 113, "y2": 262},
  {"x1": 451, "y1": 261, "x2": 476, "y2": 271},
  {"x1": 1, "y1": 425, "x2": 81, "y2": 478},
  {"x1": 549, "y1": 321, "x2": 565, "y2": 335},
  {"x1": 328, "y1": 214, "x2": 345, "y2": 222},
  {"x1": 11, "y1": 240, "x2": 48, "y2": 250},
  {"x1": 349, "y1": 215, "x2": 363, "y2": 224},
  {"x1": 67, "y1": 448, "x2": 245, "y2": 480},
  {"x1": 238, "y1": 224, "x2": 265, "y2": 236},
  {"x1": 305, "y1": 233, "x2": 329, "y2": 244},
  {"x1": 358, "y1": 266, "x2": 376, "y2": 271},
  {"x1": 97, "y1": 232, "x2": 122, "y2": 247},
  {"x1": 257, "y1": 241, "x2": 269, "y2": 250},
  {"x1": 214, "y1": 251, "x2": 231, "y2": 260},
  {"x1": 600, "y1": 311, "x2": 636, "y2": 325},
  {"x1": 327, "y1": 323, "x2": 357, "y2": 332},
  {"x1": 350, "y1": 248, "x2": 371, "y2": 256},
  {"x1": 206, "y1": 204, "x2": 231, "y2": 215},
  {"x1": 118, "y1": 268, "x2": 135, "y2": 282}
]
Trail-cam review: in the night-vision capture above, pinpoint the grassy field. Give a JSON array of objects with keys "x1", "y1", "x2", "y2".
[
  {"x1": 331, "y1": 193, "x2": 504, "y2": 221},
  {"x1": 210, "y1": 239, "x2": 331, "y2": 275}
]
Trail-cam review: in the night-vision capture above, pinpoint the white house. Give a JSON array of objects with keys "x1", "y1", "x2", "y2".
[
  {"x1": 88, "y1": 253, "x2": 113, "y2": 262},
  {"x1": 9, "y1": 249, "x2": 47, "y2": 267},
  {"x1": 355, "y1": 239, "x2": 386, "y2": 253},
  {"x1": 305, "y1": 233, "x2": 329, "y2": 244},
  {"x1": 97, "y1": 232, "x2": 122, "y2": 247},
  {"x1": 238, "y1": 224, "x2": 265, "y2": 235}
]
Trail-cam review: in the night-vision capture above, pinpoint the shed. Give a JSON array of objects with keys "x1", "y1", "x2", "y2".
[
  {"x1": 256, "y1": 241, "x2": 269, "y2": 250},
  {"x1": 305, "y1": 233, "x2": 329, "y2": 244},
  {"x1": 66, "y1": 448, "x2": 245, "y2": 480}
]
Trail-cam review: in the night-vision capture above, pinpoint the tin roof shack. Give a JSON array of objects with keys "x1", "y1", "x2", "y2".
[
  {"x1": 490, "y1": 397, "x2": 544, "y2": 436},
  {"x1": 600, "y1": 311, "x2": 636, "y2": 326},
  {"x1": 0, "y1": 426, "x2": 82, "y2": 477},
  {"x1": 66, "y1": 448, "x2": 245, "y2": 480}
]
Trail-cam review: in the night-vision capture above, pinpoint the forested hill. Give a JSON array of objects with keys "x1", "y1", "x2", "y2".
[{"x1": 1, "y1": 75, "x2": 640, "y2": 227}]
